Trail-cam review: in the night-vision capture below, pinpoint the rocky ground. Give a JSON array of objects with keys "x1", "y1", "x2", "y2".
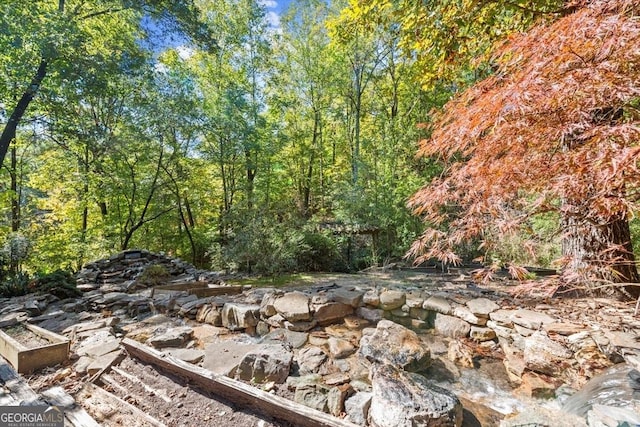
[{"x1": 0, "y1": 250, "x2": 639, "y2": 427}]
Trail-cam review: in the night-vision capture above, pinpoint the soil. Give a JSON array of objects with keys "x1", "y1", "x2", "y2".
[
  {"x1": 95, "y1": 357, "x2": 291, "y2": 427},
  {"x1": 3, "y1": 324, "x2": 52, "y2": 348}
]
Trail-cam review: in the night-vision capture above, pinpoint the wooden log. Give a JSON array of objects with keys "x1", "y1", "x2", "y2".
[
  {"x1": 122, "y1": 338, "x2": 359, "y2": 427},
  {"x1": 41, "y1": 386, "x2": 101, "y2": 427},
  {"x1": 77, "y1": 382, "x2": 166, "y2": 427},
  {"x1": 187, "y1": 285, "x2": 243, "y2": 298},
  {"x1": 154, "y1": 281, "x2": 209, "y2": 291}
]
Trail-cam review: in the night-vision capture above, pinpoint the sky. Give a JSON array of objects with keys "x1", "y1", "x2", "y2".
[{"x1": 260, "y1": 0, "x2": 292, "y2": 29}]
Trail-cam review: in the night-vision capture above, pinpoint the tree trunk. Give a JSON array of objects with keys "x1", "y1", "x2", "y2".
[
  {"x1": 562, "y1": 210, "x2": 639, "y2": 298},
  {"x1": 0, "y1": 60, "x2": 48, "y2": 171},
  {"x1": 10, "y1": 145, "x2": 19, "y2": 232}
]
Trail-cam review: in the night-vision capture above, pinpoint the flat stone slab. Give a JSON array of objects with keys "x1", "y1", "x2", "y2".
[
  {"x1": 606, "y1": 330, "x2": 640, "y2": 350},
  {"x1": 511, "y1": 309, "x2": 556, "y2": 329},
  {"x1": 422, "y1": 296, "x2": 452, "y2": 315},
  {"x1": 202, "y1": 341, "x2": 262, "y2": 375},
  {"x1": 87, "y1": 349, "x2": 123, "y2": 376}
]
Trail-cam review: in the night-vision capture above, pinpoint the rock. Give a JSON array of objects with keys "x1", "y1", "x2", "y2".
[
  {"x1": 147, "y1": 326, "x2": 193, "y2": 349},
  {"x1": 221, "y1": 303, "x2": 260, "y2": 331},
  {"x1": 265, "y1": 313, "x2": 286, "y2": 328},
  {"x1": 369, "y1": 364, "x2": 463, "y2": 427},
  {"x1": 362, "y1": 290, "x2": 380, "y2": 307},
  {"x1": 329, "y1": 289, "x2": 364, "y2": 308},
  {"x1": 518, "y1": 372, "x2": 561, "y2": 399},
  {"x1": 345, "y1": 391, "x2": 372, "y2": 425},
  {"x1": 453, "y1": 306, "x2": 487, "y2": 326},
  {"x1": 256, "y1": 321, "x2": 270, "y2": 336},
  {"x1": 273, "y1": 292, "x2": 311, "y2": 322},
  {"x1": 566, "y1": 332, "x2": 612, "y2": 376},
  {"x1": 74, "y1": 356, "x2": 93, "y2": 374},
  {"x1": 606, "y1": 330, "x2": 640, "y2": 350},
  {"x1": 327, "y1": 386, "x2": 350, "y2": 417},
  {"x1": 235, "y1": 343, "x2": 293, "y2": 384},
  {"x1": 87, "y1": 350, "x2": 123, "y2": 376},
  {"x1": 434, "y1": 313, "x2": 471, "y2": 339},
  {"x1": 344, "y1": 315, "x2": 369, "y2": 330},
  {"x1": 196, "y1": 305, "x2": 222, "y2": 326},
  {"x1": 499, "y1": 339, "x2": 526, "y2": 381},
  {"x1": 328, "y1": 337, "x2": 356, "y2": 359},
  {"x1": 358, "y1": 319, "x2": 431, "y2": 372},
  {"x1": 466, "y1": 298, "x2": 499, "y2": 317},
  {"x1": 422, "y1": 296, "x2": 452, "y2": 315},
  {"x1": 409, "y1": 307, "x2": 429, "y2": 321},
  {"x1": 202, "y1": 341, "x2": 262, "y2": 375},
  {"x1": 357, "y1": 307, "x2": 383, "y2": 323},
  {"x1": 324, "y1": 372, "x2": 350, "y2": 386},
  {"x1": 77, "y1": 336, "x2": 120, "y2": 358},
  {"x1": 284, "y1": 319, "x2": 317, "y2": 332},
  {"x1": 510, "y1": 309, "x2": 556, "y2": 330},
  {"x1": 313, "y1": 302, "x2": 354, "y2": 326},
  {"x1": 447, "y1": 341, "x2": 474, "y2": 368},
  {"x1": 499, "y1": 406, "x2": 587, "y2": 427},
  {"x1": 293, "y1": 375, "x2": 330, "y2": 412},
  {"x1": 470, "y1": 326, "x2": 497, "y2": 342},
  {"x1": 379, "y1": 290, "x2": 405, "y2": 310},
  {"x1": 486, "y1": 320, "x2": 513, "y2": 338},
  {"x1": 165, "y1": 348, "x2": 205, "y2": 364},
  {"x1": 523, "y1": 331, "x2": 572, "y2": 375},
  {"x1": 489, "y1": 309, "x2": 516, "y2": 327},
  {"x1": 261, "y1": 328, "x2": 308, "y2": 349},
  {"x1": 513, "y1": 324, "x2": 535, "y2": 337},
  {"x1": 297, "y1": 347, "x2": 328, "y2": 375},
  {"x1": 260, "y1": 292, "x2": 280, "y2": 318},
  {"x1": 543, "y1": 322, "x2": 586, "y2": 336}
]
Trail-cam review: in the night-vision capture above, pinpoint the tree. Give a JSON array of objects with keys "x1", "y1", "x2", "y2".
[
  {"x1": 0, "y1": 0, "x2": 212, "y2": 171},
  {"x1": 407, "y1": 0, "x2": 640, "y2": 297}
]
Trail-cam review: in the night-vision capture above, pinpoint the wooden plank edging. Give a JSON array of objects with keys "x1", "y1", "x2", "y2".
[{"x1": 121, "y1": 338, "x2": 360, "y2": 427}]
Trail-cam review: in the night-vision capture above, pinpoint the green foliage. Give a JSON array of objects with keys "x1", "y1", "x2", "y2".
[
  {"x1": 136, "y1": 264, "x2": 170, "y2": 287},
  {"x1": 297, "y1": 232, "x2": 340, "y2": 272},
  {"x1": 0, "y1": 272, "x2": 31, "y2": 298},
  {"x1": 34, "y1": 269, "x2": 80, "y2": 299},
  {"x1": 0, "y1": 269, "x2": 80, "y2": 299}
]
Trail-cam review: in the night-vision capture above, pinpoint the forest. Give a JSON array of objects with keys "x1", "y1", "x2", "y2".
[{"x1": 1, "y1": 0, "x2": 639, "y2": 299}]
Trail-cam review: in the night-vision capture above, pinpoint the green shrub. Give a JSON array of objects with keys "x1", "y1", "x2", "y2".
[
  {"x1": 0, "y1": 272, "x2": 31, "y2": 298},
  {"x1": 136, "y1": 264, "x2": 170, "y2": 287},
  {"x1": 35, "y1": 269, "x2": 80, "y2": 299},
  {"x1": 297, "y1": 232, "x2": 339, "y2": 272}
]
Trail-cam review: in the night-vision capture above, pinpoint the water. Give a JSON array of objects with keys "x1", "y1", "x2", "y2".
[{"x1": 562, "y1": 363, "x2": 640, "y2": 418}]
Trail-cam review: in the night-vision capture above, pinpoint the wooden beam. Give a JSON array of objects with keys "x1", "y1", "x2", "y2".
[
  {"x1": 122, "y1": 338, "x2": 359, "y2": 427},
  {"x1": 41, "y1": 386, "x2": 101, "y2": 427},
  {"x1": 77, "y1": 382, "x2": 166, "y2": 427}
]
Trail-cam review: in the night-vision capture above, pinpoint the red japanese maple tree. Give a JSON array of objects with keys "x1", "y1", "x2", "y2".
[{"x1": 408, "y1": 0, "x2": 640, "y2": 297}]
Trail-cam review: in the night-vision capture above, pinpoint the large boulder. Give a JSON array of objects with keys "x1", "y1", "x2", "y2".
[
  {"x1": 274, "y1": 292, "x2": 312, "y2": 322},
  {"x1": 221, "y1": 303, "x2": 260, "y2": 331},
  {"x1": 369, "y1": 364, "x2": 463, "y2": 427},
  {"x1": 359, "y1": 319, "x2": 430, "y2": 372},
  {"x1": 379, "y1": 290, "x2": 406, "y2": 310},
  {"x1": 314, "y1": 302, "x2": 354, "y2": 326},
  {"x1": 466, "y1": 298, "x2": 499, "y2": 318},
  {"x1": 523, "y1": 331, "x2": 572, "y2": 375},
  {"x1": 235, "y1": 343, "x2": 293, "y2": 384},
  {"x1": 434, "y1": 313, "x2": 471, "y2": 339}
]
